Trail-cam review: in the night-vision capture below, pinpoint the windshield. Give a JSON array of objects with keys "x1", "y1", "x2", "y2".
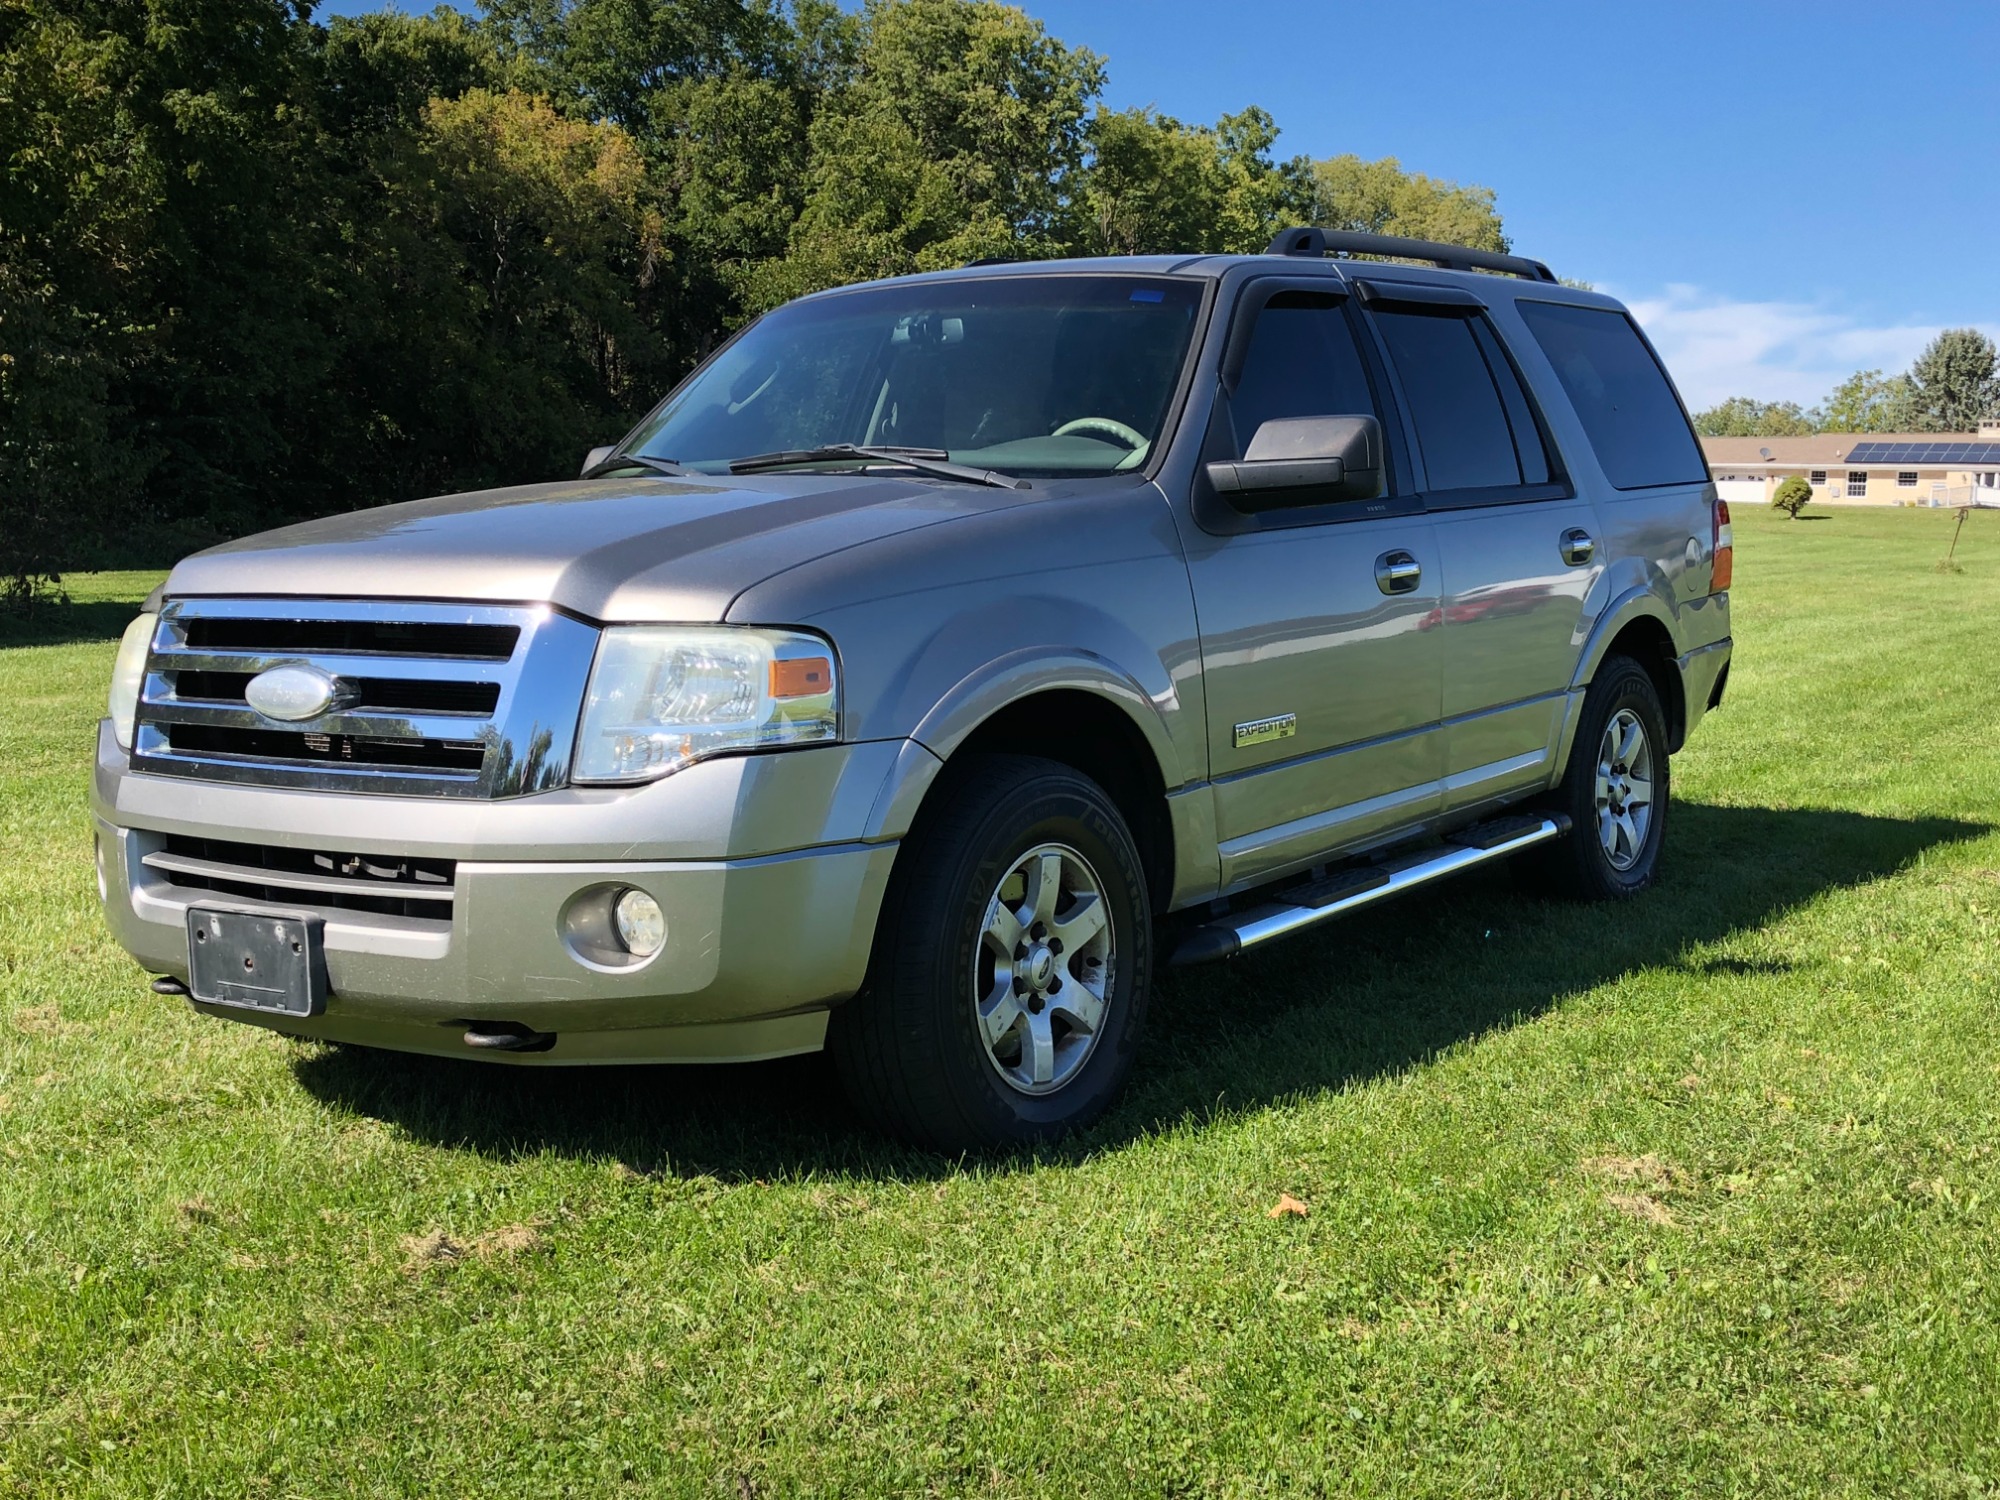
[{"x1": 620, "y1": 275, "x2": 1205, "y2": 479}]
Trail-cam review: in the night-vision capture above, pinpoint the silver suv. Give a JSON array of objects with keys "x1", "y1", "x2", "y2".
[{"x1": 95, "y1": 229, "x2": 1733, "y2": 1150}]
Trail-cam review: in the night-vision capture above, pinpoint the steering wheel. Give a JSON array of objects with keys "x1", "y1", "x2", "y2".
[{"x1": 1052, "y1": 416, "x2": 1146, "y2": 449}]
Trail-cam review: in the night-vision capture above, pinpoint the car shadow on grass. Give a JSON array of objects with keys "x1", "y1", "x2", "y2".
[
  {"x1": 0, "y1": 598, "x2": 146, "y2": 650},
  {"x1": 289, "y1": 801, "x2": 1986, "y2": 1180}
]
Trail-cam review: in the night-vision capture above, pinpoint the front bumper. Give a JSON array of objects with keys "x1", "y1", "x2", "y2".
[{"x1": 92, "y1": 724, "x2": 931, "y2": 1063}]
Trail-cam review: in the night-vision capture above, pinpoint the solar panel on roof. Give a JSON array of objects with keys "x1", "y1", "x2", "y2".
[{"x1": 1842, "y1": 442, "x2": 2000, "y2": 464}]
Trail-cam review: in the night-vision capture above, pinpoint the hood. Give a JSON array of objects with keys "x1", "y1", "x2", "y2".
[{"x1": 164, "y1": 473, "x2": 1025, "y2": 622}]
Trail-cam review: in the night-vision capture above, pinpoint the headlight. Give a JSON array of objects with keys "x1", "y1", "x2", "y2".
[
  {"x1": 107, "y1": 612, "x2": 158, "y2": 750},
  {"x1": 572, "y1": 626, "x2": 838, "y2": 784}
]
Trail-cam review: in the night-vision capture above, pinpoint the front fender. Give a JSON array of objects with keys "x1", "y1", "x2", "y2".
[
  {"x1": 724, "y1": 483, "x2": 1206, "y2": 857},
  {"x1": 811, "y1": 567, "x2": 1202, "y2": 792},
  {"x1": 908, "y1": 642, "x2": 1186, "y2": 788}
]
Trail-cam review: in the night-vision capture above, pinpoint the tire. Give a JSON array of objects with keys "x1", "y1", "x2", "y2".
[
  {"x1": 1534, "y1": 654, "x2": 1671, "y2": 901},
  {"x1": 830, "y1": 754, "x2": 1153, "y2": 1153}
]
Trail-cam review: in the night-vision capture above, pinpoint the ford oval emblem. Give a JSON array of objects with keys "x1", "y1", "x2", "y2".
[{"x1": 244, "y1": 664, "x2": 344, "y2": 722}]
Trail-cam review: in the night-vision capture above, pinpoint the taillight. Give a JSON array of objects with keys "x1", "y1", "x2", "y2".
[{"x1": 1711, "y1": 498, "x2": 1733, "y2": 593}]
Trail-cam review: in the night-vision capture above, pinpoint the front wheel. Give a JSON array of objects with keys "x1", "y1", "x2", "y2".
[
  {"x1": 1535, "y1": 655, "x2": 1671, "y2": 900},
  {"x1": 830, "y1": 755, "x2": 1153, "y2": 1153}
]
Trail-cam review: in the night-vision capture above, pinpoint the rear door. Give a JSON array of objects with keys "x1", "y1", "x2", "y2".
[
  {"x1": 1355, "y1": 279, "x2": 1600, "y2": 813},
  {"x1": 1180, "y1": 280, "x2": 1444, "y2": 891}
]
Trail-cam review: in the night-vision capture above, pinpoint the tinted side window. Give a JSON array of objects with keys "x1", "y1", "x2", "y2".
[
  {"x1": 1370, "y1": 310, "x2": 1521, "y2": 492},
  {"x1": 1228, "y1": 292, "x2": 1380, "y2": 459},
  {"x1": 1472, "y1": 319, "x2": 1551, "y2": 486},
  {"x1": 1516, "y1": 301, "x2": 1706, "y2": 490}
]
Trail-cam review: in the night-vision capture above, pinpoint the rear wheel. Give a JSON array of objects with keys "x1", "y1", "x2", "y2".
[
  {"x1": 1536, "y1": 655, "x2": 1670, "y2": 900},
  {"x1": 830, "y1": 754, "x2": 1152, "y2": 1152}
]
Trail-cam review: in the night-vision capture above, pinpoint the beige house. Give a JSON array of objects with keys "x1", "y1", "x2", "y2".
[{"x1": 1701, "y1": 419, "x2": 2000, "y2": 509}]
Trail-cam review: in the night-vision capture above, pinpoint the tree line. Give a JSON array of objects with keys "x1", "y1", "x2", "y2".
[
  {"x1": 0, "y1": 0, "x2": 1509, "y2": 603},
  {"x1": 1692, "y1": 328, "x2": 2000, "y2": 439}
]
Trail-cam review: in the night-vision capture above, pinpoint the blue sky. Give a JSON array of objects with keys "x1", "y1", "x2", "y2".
[{"x1": 320, "y1": 0, "x2": 2000, "y2": 409}]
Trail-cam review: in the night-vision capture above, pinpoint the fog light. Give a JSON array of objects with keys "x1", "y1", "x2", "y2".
[{"x1": 613, "y1": 889, "x2": 666, "y2": 958}]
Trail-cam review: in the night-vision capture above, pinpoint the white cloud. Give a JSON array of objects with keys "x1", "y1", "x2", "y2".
[{"x1": 1613, "y1": 284, "x2": 2000, "y2": 413}]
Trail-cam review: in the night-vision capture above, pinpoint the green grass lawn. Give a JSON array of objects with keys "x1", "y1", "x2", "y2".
[{"x1": 4, "y1": 508, "x2": 1999, "y2": 1496}]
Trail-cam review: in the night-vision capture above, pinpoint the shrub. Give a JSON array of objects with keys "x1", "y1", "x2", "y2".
[{"x1": 1772, "y1": 476, "x2": 1813, "y2": 519}]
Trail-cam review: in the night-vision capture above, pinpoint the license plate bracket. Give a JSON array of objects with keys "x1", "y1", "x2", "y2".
[{"x1": 185, "y1": 907, "x2": 327, "y2": 1017}]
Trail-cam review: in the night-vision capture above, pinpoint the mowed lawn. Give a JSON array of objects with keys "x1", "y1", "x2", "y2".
[{"x1": 3, "y1": 504, "x2": 1999, "y2": 1497}]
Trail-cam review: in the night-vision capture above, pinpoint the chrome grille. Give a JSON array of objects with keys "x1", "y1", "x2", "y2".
[
  {"x1": 143, "y1": 834, "x2": 457, "y2": 922},
  {"x1": 131, "y1": 599, "x2": 600, "y2": 798}
]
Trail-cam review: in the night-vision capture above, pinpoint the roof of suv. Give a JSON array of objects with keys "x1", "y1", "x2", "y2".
[{"x1": 814, "y1": 236, "x2": 1624, "y2": 311}]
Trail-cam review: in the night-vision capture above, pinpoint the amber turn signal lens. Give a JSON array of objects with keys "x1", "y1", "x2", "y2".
[
  {"x1": 770, "y1": 656, "x2": 833, "y2": 699},
  {"x1": 1711, "y1": 499, "x2": 1734, "y2": 593}
]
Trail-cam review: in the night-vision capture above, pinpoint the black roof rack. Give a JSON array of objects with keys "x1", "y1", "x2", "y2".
[{"x1": 1264, "y1": 226, "x2": 1557, "y2": 284}]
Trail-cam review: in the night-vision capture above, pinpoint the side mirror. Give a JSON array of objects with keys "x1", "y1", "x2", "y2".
[
  {"x1": 580, "y1": 444, "x2": 615, "y2": 477},
  {"x1": 1205, "y1": 415, "x2": 1382, "y2": 510}
]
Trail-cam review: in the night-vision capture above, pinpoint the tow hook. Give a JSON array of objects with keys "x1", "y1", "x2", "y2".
[{"x1": 460, "y1": 1021, "x2": 557, "y2": 1053}]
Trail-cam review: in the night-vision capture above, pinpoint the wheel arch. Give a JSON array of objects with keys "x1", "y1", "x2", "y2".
[
  {"x1": 1571, "y1": 592, "x2": 1688, "y2": 751},
  {"x1": 874, "y1": 677, "x2": 1182, "y2": 915}
]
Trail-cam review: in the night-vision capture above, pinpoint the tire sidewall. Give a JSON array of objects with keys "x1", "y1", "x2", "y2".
[
  {"x1": 911, "y1": 769, "x2": 1152, "y2": 1146},
  {"x1": 1570, "y1": 661, "x2": 1670, "y2": 896}
]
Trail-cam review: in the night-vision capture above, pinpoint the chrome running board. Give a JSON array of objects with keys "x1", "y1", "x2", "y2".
[{"x1": 1169, "y1": 814, "x2": 1571, "y2": 967}]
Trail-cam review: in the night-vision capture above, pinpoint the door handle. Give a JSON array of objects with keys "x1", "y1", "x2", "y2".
[
  {"x1": 1559, "y1": 528, "x2": 1596, "y2": 566},
  {"x1": 1374, "y1": 550, "x2": 1422, "y2": 595}
]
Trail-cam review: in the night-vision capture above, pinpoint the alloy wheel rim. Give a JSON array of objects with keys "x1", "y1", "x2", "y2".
[
  {"x1": 1594, "y1": 708, "x2": 1655, "y2": 871},
  {"x1": 971, "y1": 842, "x2": 1115, "y2": 1096}
]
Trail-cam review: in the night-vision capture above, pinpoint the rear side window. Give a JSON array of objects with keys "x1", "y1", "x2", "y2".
[
  {"x1": 1516, "y1": 301, "x2": 1707, "y2": 490},
  {"x1": 1370, "y1": 310, "x2": 1546, "y2": 493},
  {"x1": 1227, "y1": 291, "x2": 1380, "y2": 457},
  {"x1": 1474, "y1": 320, "x2": 1551, "y2": 487}
]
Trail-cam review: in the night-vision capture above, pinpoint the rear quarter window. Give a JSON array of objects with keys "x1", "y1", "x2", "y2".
[{"x1": 1516, "y1": 302, "x2": 1706, "y2": 490}]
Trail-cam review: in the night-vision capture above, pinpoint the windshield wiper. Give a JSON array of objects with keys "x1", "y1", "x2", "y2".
[
  {"x1": 727, "y1": 444, "x2": 1027, "y2": 490},
  {"x1": 584, "y1": 452, "x2": 690, "y2": 480}
]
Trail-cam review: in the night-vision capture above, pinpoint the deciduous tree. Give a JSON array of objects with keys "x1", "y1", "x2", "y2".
[
  {"x1": 1211, "y1": 108, "x2": 1311, "y2": 253},
  {"x1": 353, "y1": 89, "x2": 666, "y2": 496},
  {"x1": 1811, "y1": 368, "x2": 1916, "y2": 434},
  {"x1": 0, "y1": 0, "x2": 1520, "y2": 602},
  {"x1": 1070, "y1": 107, "x2": 1228, "y2": 256},
  {"x1": 1068, "y1": 105, "x2": 1312, "y2": 258},
  {"x1": 1692, "y1": 397, "x2": 1814, "y2": 438},
  {"x1": 1307, "y1": 153, "x2": 1507, "y2": 251},
  {"x1": 754, "y1": 0, "x2": 1103, "y2": 304},
  {"x1": 1, "y1": 0, "x2": 331, "y2": 589}
]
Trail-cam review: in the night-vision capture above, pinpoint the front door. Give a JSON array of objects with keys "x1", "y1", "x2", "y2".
[{"x1": 1180, "y1": 283, "x2": 1445, "y2": 893}]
